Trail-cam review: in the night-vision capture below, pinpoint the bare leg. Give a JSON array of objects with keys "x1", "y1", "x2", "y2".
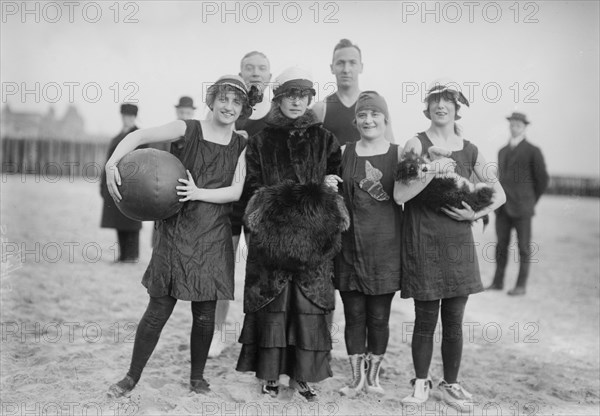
[{"x1": 208, "y1": 233, "x2": 240, "y2": 357}]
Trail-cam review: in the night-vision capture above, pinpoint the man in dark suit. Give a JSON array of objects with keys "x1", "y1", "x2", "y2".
[
  {"x1": 100, "y1": 103, "x2": 143, "y2": 263},
  {"x1": 488, "y1": 112, "x2": 548, "y2": 295}
]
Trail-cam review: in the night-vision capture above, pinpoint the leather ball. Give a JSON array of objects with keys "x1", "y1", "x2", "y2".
[{"x1": 116, "y1": 148, "x2": 186, "y2": 221}]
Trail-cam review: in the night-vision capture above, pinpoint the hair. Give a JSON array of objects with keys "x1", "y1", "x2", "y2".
[
  {"x1": 332, "y1": 39, "x2": 362, "y2": 61},
  {"x1": 239, "y1": 51, "x2": 270, "y2": 70},
  {"x1": 425, "y1": 90, "x2": 463, "y2": 136}
]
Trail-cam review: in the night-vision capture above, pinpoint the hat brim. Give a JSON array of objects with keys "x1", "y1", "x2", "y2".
[{"x1": 506, "y1": 116, "x2": 529, "y2": 124}]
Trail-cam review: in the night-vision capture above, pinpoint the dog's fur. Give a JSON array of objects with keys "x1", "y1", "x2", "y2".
[
  {"x1": 245, "y1": 181, "x2": 350, "y2": 272},
  {"x1": 395, "y1": 146, "x2": 494, "y2": 216}
]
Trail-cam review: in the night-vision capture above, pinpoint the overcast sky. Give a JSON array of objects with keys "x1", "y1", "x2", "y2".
[{"x1": 2, "y1": 0, "x2": 599, "y2": 176}]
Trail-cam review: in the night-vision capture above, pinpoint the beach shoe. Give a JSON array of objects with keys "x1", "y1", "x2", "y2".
[
  {"x1": 401, "y1": 378, "x2": 432, "y2": 405},
  {"x1": 507, "y1": 287, "x2": 526, "y2": 296},
  {"x1": 107, "y1": 375, "x2": 137, "y2": 398},
  {"x1": 190, "y1": 378, "x2": 211, "y2": 394},
  {"x1": 339, "y1": 353, "x2": 367, "y2": 397},
  {"x1": 438, "y1": 380, "x2": 473, "y2": 411},
  {"x1": 261, "y1": 380, "x2": 279, "y2": 398},
  {"x1": 365, "y1": 353, "x2": 385, "y2": 395},
  {"x1": 289, "y1": 379, "x2": 317, "y2": 402},
  {"x1": 485, "y1": 283, "x2": 503, "y2": 291}
]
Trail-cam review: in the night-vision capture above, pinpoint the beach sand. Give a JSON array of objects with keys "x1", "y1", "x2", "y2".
[{"x1": 1, "y1": 175, "x2": 598, "y2": 415}]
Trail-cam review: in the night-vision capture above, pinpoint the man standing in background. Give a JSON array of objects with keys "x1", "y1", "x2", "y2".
[
  {"x1": 312, "y1": 39, "x2": 393, "y2": 144},
  {"x1": 100, "y1": 103, "x2": 143, "y2": 263},
  {"x1": 488, "y1": 112, "x2": 548, "y2": 296},
  {"x1": 168, "y1": 96, "x2": 196, "y2": 159}
]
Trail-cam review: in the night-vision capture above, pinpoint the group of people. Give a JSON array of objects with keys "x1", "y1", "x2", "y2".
[{"x1": 101, "y1": 39, "x2": 548, "y2": 410}]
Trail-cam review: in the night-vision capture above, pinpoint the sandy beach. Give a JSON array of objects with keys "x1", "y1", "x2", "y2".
[{"x1": 1, "y1": 175, "x2": 598, "y2": 415}]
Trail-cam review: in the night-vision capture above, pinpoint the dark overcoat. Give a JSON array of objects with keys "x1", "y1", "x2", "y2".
[
  {"x1": 496, "y1": 139, "x2": 548, "y2": 218},
  {"x1": 100, "y1": 127, "x2": 143, "y2": 231}
]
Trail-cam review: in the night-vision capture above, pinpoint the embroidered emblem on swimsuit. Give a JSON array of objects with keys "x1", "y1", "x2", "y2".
[{"x1": 359, "y1": 160, "x2": 390, "y2": 201}]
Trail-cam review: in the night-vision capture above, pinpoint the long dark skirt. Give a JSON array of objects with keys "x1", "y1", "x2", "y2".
[{"x1": 236, "y1": 283, "x2": 333, "y2": 382}]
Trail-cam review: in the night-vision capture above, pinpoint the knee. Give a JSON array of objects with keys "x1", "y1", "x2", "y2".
[
  {"x1": 143, "y1": 297, "x2": 175, "y2": 328},
  {"x1": 441, "y1": 321, "x2": 463, "y2": 342},
  {"x1": 191, "y1": 302, "x2": 216, "y2": 329},
  {"x1": 345, "y1": 312, "x2": 366, "y2": 329},
  {"x1": 414, "y1": 311, "x2": 438, "y2": 337},
  {"x1": 366, "y1": 310, "x2": 390, "y2": 331},
  {"x1": 343, "y1": 304, "x2": 366, "y2": 329},
  {"x1": 143, "y1": 308, "x2": 170, "y2": 330}
]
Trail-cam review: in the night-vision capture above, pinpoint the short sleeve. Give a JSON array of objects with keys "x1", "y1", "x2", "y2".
[
  {"x1": 183, "y1": 119, "x2": 201, "y2": 143},
  {"x1": 470, "y1": 142, "x2": 479, "y2": 169}
]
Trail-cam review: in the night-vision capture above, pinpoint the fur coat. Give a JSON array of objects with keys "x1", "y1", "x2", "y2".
[{"x1": 243, "y1": 107, "x2": 342, "y2": 313}]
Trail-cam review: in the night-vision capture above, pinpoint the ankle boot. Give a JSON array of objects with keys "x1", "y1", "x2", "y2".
[
  {"x1": 289, "y1": 379, "x2": 317, "y2": 402},
  {"x1": 401, "y1": 378, "x2": 432, "y2": 405},
  {"x1": 365, "y1": 353, "x2": 385, "y2": 394},
  {"x1": 339, "y1": 353, "x2": 367, "y2": 397}
]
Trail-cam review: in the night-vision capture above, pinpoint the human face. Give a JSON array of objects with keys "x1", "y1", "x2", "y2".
[
  {"x1": 428, "y1": 96, "x2": 456, "y2": 126},
  {"x1": 330, "y1": 47, "x2": 363, "y2": 88},
  {"x1": 175, "y1": 107, "x2": 195, "y2": 121},
  {"x1": 356, "y1": 109, "x2": 386, "y2": 140},
  {"x1": 239, "y1": 54, "x2": 271, "y2": 88},
  {"x1": 121, "y1": 114, "x2": 136, "y2": 130},
  {"x1": 211, "y1": 91, "x2": 243, "y2": 125},
  {"x1": 509, "y1": 119, "x2": 527, "y2": 138},
  {"x1": 278, "y1": 93, "x2": 309, "y2": 119}
]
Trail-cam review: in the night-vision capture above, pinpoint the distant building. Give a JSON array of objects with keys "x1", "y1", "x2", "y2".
[{"x1": 1, "y1": 104, "x2": 91, "y2": 141}]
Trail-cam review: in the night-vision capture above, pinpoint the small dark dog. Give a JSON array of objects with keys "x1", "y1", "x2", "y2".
[{"x1": 395, "y1": 147, "x2": 494, "y2": 224}]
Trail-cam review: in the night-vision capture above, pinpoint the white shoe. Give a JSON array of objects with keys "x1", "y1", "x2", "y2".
[
  {"x1": 339, "y1": 353, "x2": 367, "y2": 397},
  {"x1": 438, "y1": 380, "x2": 474, "y2": 411},
  {"x1": 401, "y1": 378, "x2": 432, "y2": 405},
  {"x1": 365, "y1": 353, "x2": 385, "y2": 395}
]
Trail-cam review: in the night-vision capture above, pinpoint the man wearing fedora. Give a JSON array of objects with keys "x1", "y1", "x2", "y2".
[
  {"x1": 164, "y1": 96, "x2": 196, "y2": 158},
  {"x1": 101, "y1": 103, "x2": 143, "y2": 263},
  {"x1": 488, "y1": 112, "x2": 548, "y2": 296}
]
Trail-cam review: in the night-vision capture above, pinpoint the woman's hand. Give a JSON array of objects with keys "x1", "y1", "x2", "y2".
[
  {"x1": 441, "y1": 201, "x2": 476, "y2": 222},
  {"x1": 177, "y1": 170, "x2": 202, "y2": 202},
  {"x1": 106, "y1": 161, "x2": 123, "y2": 202},
  {"x1": 324, "y1": 174, "x2": 343, "y2": 191}
]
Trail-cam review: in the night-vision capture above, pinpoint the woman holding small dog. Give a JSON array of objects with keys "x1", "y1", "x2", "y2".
[
  {"x1": 394, "y1": 80, "x2": 505, "y2": 410},
  {"x1": 335, "y1": 91, "x2": 402, "y2": 397}
]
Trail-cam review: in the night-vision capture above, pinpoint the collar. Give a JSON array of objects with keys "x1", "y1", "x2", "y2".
[{"x1": 509, "y1": 134, "x2": 525, "y2": 147}]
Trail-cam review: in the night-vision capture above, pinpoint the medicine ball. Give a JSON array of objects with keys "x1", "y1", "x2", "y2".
[{"x1": 116, "y1": 148, "x2": 186, "y2": 221}]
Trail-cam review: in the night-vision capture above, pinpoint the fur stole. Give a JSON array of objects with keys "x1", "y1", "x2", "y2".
[{"x1": 245, "y1": 181, "x2": 350, "y2": 272}]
